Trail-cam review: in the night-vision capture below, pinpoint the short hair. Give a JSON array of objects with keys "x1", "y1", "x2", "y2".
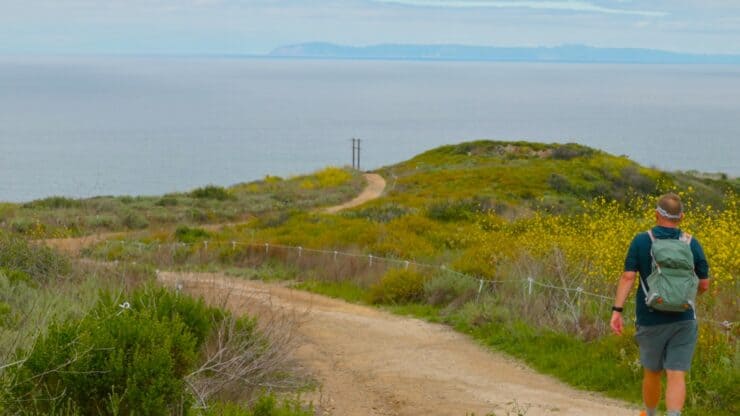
[{"x1": 657, "y1": 193, "x2": 683, "y2": 219}]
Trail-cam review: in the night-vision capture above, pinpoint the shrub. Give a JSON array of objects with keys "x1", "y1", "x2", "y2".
[
  {"x1": 0, "y1": 233, "x2": 69, "y2": 283},
  {"x1": 4, "y1": 286, "x2": 222, "y2": 415},
  {"x1": 121, "y1": 211, "x2": 149, "y2": 230},
  {"x1": 0, "y1": 300, "x2": 12, "y2": 327},
  {"x1": 191, "y1": 185, "x2": 234, "y2": 201},
  {"x1": 299, "y1": 167, "x2": 353, "y2": 190},
  {"x1": 551, "y1": 143, "x2": 594, "y2": 160},
  {"x1": 618, "y1": 165, "x2": 656, "y2": 195},
  {"x1": 188, "y1": 208, "x2": 210, "y2": 223},
  {"x1": 368, "y1": 269, "x2": 428, "y2": 304},
  {"x1": 0, "y1": 267, "x2": 34, "y2": 287},
  {"x1": 547, "y1": 173, "x2": 572, "y2": 194},
  {"x1": 22, "y1": 196, "x2": 81, "y2": 209},
  {"x1": 344, "y1": 203, "x2": 413, "y2": 223},
  {"x1": 86, "y1": 214, "x2": 118, "y2": 229},
  {"x1": 175, "y1": 226, "x2": 211, "y2": 244},
  {"x1": 426, "y1": 199, "x2": 482, "y2": 222},
  {"x1": 156, "y1": 196, "x2": 180, "y2": 206},
  {"x1": 0, "y1": 203, "x2": 17, "y2": 222},
  {"x1": 9, "y1": 218, "x2": 34, "y2": 234},
  {"x1": 423, "y1": 272, "x2": 479, "y2": 307}
]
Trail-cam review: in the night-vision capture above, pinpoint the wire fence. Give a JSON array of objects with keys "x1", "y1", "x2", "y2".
[{"x1": 97, "y1": 238, "x2": 735, "y2": 337}]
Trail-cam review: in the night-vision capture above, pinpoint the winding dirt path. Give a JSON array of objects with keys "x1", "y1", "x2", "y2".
[
  {"x1": 43, "y1": 174, "x2": 384, "y2": 255},
  {"x1": 324, "y1": 173, "x2": 385, "y2": 214},
  {"x1": 158, "y1": 272, "x2": 636, "y2": 416}
]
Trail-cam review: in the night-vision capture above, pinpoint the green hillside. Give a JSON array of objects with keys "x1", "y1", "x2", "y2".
[{"x1": 3, "y1": 141, "x2": 737, "y2": 415}]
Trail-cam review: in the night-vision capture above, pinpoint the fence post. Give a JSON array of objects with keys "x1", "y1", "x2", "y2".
[
  {"x1": 298, "y1": 246, "x2": 303, "y2": 258},
  {"x1": 203, "y1": 241, "x2": 208, "y2": 251},
  {"x1": 527, "y1": 277, "x2": 534, "y2": 296},
  {"x1": 265, "y1": 243, "x2": 269, "y2": 255},
  {"x1": 231, "y1": 241, "x2": 236, "y2": 250},
  {"x1": 722, "y1": 321, "x2": 733, "y2": 342},
  {"x1": 476, "y1": 279, "x2": 484, "y2": 303},
  {"x1": 334, "y1": 250, "x2": 338, "y2": 261},
  {"x1": 368, "y1": 254, "x2": 373, "y2": 267},
  {"x1": 404, "y1": 260, "x2": 410, "y2": 270}
]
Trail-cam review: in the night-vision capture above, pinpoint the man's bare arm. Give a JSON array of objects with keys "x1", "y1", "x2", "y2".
[{"x1": 610, "y1": 271, "x2": 637, "y2": 336}]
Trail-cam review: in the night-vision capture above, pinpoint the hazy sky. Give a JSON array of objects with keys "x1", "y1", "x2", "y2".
[{"x1": 2, "y1": 1, "x2": 740, "y2": 55}]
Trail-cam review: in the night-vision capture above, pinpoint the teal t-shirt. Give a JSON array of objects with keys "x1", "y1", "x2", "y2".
[{"x1": 624, "y1": 225, "x2": 709, "y2": 326}]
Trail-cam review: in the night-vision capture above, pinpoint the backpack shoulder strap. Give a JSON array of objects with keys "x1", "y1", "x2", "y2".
[
  {"x1": 640, "y1": 230, "x2": 654, "y2": 298},
  {"x1": 647, "y1": 229, "x2": 655, "y2": 242},
  {"x1": 679, "y1": 232, "x2": 693, "y2": 245}
]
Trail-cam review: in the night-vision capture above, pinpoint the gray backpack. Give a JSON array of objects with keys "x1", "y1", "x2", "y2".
[{"x1": 641, "y1": 230, "x2": 699, "y2": 313}]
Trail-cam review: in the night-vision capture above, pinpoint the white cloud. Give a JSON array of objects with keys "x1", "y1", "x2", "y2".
[{"x1": 372, "y1": 0, "x2": 667, "y2": 17}]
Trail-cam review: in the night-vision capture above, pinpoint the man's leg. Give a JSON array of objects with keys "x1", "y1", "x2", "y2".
[
  {"x1": 662, "y1": 320, "x2": 698, "y2": 416},
  {"x1": 665, "y1": 370, "x2": 686, "y2": 413},
  {"x1": 643, "y1": 368, "x2": 662, "y2": 415}
]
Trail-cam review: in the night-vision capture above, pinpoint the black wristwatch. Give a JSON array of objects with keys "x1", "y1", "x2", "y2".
[{"x1": 611, "y1": 306, "x2": 624, "y2": 313}]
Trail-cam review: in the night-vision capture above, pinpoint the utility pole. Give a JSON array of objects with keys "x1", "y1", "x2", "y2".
[{"x1": 351, "y1": 138, "x2": 356, "y2": 169}]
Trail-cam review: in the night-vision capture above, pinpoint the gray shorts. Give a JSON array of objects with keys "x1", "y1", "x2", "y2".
[{"x1": 635, "y1": 320, "x2": 698, "y2": 372}]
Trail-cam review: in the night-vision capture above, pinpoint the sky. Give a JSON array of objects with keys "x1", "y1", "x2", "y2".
[{"x1": 2, "y1": 1, "x2": 740, "y2": 55}]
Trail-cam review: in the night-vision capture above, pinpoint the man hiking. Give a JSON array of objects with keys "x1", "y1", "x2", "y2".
[{"x1": 610, "y1": 193, "x2": 710, "y2": 416}]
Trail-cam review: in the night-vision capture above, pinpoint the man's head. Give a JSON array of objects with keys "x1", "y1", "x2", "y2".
[{"x1": 655, "y1": 192, "x2": 684, "y2": 225}]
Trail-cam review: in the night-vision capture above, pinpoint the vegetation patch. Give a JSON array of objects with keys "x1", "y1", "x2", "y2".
[
  {"x1": 368, "y1": 269, "x2": 428, "y2": 304},
  {"x1": 191, "y1": 185, "x2": 235, "y2": 201}
]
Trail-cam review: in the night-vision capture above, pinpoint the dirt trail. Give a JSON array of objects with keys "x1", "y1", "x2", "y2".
[
  {"x1": 43, "y1": 174, "x2": 384, "y2": 254},
  {"x1": 158, "y1": 272, "x2": 636, "y2": 416},
  {"x1": 324, "y1": 173, "x2": 385, "y2": 214},
  {"x1": 43, "y1": 232, "x2": 128, "y2": 255}
]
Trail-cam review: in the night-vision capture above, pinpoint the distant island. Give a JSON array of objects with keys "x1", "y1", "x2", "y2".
[{"x1": 269, "y1": 42, "x2": 740, "y2": 64}]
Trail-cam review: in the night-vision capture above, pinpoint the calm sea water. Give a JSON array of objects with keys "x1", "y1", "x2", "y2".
[{"x1": 1, "y1": 56, "x2": 738, "y2": 202}]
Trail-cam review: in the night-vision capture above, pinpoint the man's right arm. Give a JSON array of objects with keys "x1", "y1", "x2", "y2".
[
  {"x1": 610, "y1": 271, "x2": 636, "y2": 336},
  {"x1": 611, "y1": 236, "x2": 640, "y2": 336}
]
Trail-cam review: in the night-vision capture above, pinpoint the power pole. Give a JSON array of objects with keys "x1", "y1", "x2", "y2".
[{"x1": 351, "y1": 138, "x2": 357, "y2": 169}]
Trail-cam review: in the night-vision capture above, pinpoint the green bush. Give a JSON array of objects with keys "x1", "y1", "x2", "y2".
[
  {"x1": 86, "y1": 214, "x2": 118, "y2": 229},
  {"x1": 156, "y1": 196, "x2": 180, "y2": 207},
  {"x1": 191, "y1": 185, "x2": 234, "y2": 201},
  {"x1": 175, "y1": 226, "x2": 211, "y2": 244},
  {"x1": 345, "y1": 203, "x2": 414, "y2": 223},
  {"x1": 426, "y1": 198, "x2": 482, "y2": 222},
  {"x1": 0, "y1": 233, "x2": 69, "y2": 283},
  {"x1": 423, "y1": 272, "x2": 479, "y2": 307},
  {"x1": 368, "y1": 269, "x2": 428, "y2": 304},
  {"x1": 550, "y1": 143, "x2": 594, "y2": 160},
  {"x1": 22, "y1": 196, "x2": 82, "y2": 209},
  {"x1": 4, "y1": 286, "x2": 223, "y2": 415},
  {"x1": 121, "y1": 211, "x2": 149, "y2": 230},
  {"x1": 547, "y1": 173, "x2": 573, "y2": 194},
  {"x1": 9, "y1": 218, "x2": 35, "y2": 234}
]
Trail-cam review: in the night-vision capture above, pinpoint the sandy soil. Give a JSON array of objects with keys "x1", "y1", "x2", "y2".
[
  {"x1": 42, "y1": 232, "x2": 128, "y2": 255},
  {"x1": 324, "y1": 173, "x2": 386, "y2": 214},
  {"x1": 158, "y1": 272, "x2": 637, "y2": 416}
]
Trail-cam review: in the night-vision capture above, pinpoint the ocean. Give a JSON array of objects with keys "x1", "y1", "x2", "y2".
[{"x1": 1, "y1": 56, "x2": 738, "y2": 202}]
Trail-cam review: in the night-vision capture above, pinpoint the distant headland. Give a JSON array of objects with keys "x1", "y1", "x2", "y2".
[{"x1": 269, "y1": 42, "x2": 740, "y2": 64}]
